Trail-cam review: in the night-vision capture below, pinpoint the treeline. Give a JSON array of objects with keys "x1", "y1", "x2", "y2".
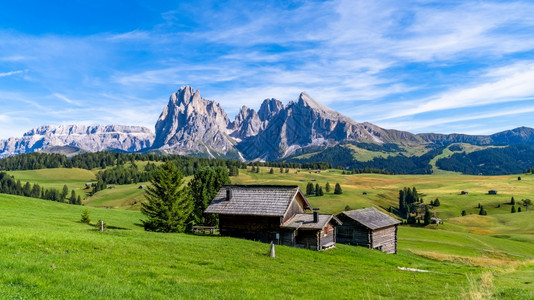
[
  {"x1": 0, "y1": 152, "x2": 248, "y2": 171},
  {"x1": 0, "y1": 152, "x2": 330, "y2": 173},
  {"x1": 436, "y1": 144, "x2": 534, "y2": 175},
  {"x1": 0, "y1": 172, "x2": 81, "y2": 204},
  {"x1": 286, "y1": 144, "x2": 440, "y2": 174},
  {"x1": 341, "y1": 168, "x2": 392, "y2": 175},
  {"x1": 251, "y1": 161, "x2": 332, "y2": 170},
  {"x1": 525, "y1": 167, "x2": 534, "y2": 174}
]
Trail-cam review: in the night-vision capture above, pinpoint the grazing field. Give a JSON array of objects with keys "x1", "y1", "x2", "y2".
[
  {"x1": 84, "y1": 183, "x2": 148, "y2": 210},
  {"x1": 1, "y1": 194, "x2": 533, "y2": 299}
]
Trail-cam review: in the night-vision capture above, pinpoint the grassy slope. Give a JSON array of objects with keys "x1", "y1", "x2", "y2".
[{"x1": 2, "y1": 193, "x2": 534, "y2": 299}]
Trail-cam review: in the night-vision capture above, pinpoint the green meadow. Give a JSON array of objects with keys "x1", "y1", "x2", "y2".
[
  {"x1": 1, "y1": 194, "x2": 533, "y2": 299},
  {"x1": 3, "y1": 165, "x2": 534, "y2": 298}
]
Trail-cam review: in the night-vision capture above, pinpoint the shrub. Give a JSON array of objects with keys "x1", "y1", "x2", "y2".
[{"x1": 80, "y1": 208, "x2": 91, "y2": 224}]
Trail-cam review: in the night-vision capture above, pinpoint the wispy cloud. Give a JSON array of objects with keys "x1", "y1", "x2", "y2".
[
  {"x1": 379, "y1": 62, "x2": 534, "y2": 120},
  {"x1": 0, "y1": 70, "x2": 24, "y2": 77},
  {"x1": 1, "y1": 1, "x2": 534, "y2": 139}
]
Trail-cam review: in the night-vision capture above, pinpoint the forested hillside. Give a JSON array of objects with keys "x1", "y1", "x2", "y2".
[{"x1": 436, "y1": 144, "x2": 534, "y2": 175}]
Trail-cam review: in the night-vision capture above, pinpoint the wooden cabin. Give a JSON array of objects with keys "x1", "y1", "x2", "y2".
[
  {"x1": 336, "y1": 207, "x2": 401, "y2": 254},
  {"x1": 205, "y1": 185, "x2": 341, "y2": 251},
  {"x1": 488, "y1": 190, "x2": 498, "y2": 195}
]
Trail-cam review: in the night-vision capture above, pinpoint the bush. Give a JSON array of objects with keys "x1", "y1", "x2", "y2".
[{"x1": 80, "y1": 208, "x2": 91, "y2": 224}]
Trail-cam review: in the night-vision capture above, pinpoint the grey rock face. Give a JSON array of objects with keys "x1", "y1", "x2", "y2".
[
  {"x1": 0, "y1": 125, "x2": 154, "y2": 157},
  {"x1": 258, "y1": 98, "x2": 283, "y2": 122},
  {"x1": 153, "y1": 86, "x2": 235, "y2": 157},
  {"x1": 229, "y1": 106, "x2": 263, "y2": 140},
  {"x1": 237, "y1": 92, "x2": 397, "y2": 160}
]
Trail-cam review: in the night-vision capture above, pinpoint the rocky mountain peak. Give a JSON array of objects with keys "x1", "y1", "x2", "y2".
[
  {"x1": 153, "y1": 86, "x2": 234, "y2": 157},
  {"x1": 258, "y1": 98, "x2": 283, "y2": 122},
  {"x1": 229, "y1": 106, "x2": 262, "y2": 140}
]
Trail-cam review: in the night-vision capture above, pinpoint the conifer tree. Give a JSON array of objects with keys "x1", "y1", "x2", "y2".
[
  {"x1": 325, "y1": 182, "x2": 331, "y2": 193},
  {"x1": 518, "y1": 207, "x2": 522, "y2": 212},
  {"x1": 80, "y1": 208, "x2": 91, "y2": 224},
  {"x1": 306, "y1": 182, "x2": 314, "y2": 196},
  {"x1": 511, "y1": 197, "x2": 515, "y2": 205},
  {"x1": 188, "y1": 167, "x2": 230, "y2": 227},
  {"x1": 511, "y1": 206, "x2": 516, "y2": 213},
  {"x1": 315, "y1": 183, "x2": 320, "y2": 195},
  {"x1": 433, "y1": 198, "x2": 440, "y2": 206},
  {"x1": 269, "y1": 168, "x2": 274, "y2": 174},
  {"x1": 318, "y1": 186, "x2": 324, "y2": 196},
  {"x1": 141, "y1": 162, "x2": 192, "y2": 233},
  {"x1": 334, "y1": 183, "x2": 343, "y2": 194},
  {"x1": 461, "y1": 210, "x2": 466, "y2": 216},
  {"x1": 61, "y1": 184, "x2": 69, "y2": 202},
  {"x1": 69, "y1": 190, "x2": 77, "y2": 204}
]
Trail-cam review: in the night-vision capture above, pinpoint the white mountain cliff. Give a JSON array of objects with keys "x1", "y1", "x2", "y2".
[{"x1": 0, "y1": 125, "x2": 154, "y2": 157}]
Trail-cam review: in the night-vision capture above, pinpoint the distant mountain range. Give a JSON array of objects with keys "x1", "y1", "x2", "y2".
[{"x1": 1, "y1": 86, "x2": 534, "y2": 174}]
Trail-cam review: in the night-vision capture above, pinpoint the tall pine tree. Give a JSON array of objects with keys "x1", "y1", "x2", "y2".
[
  {"x1": 188, "y1": 167, "x2": 230, "y2": 227},
  {"x1": 141, "y1": 162, "x2": 192, "y2": 233}
]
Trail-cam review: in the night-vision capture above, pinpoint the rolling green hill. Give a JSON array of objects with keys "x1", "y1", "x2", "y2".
[{"x1": 1, "y1": 194, "x2": 533, "y2": 299}]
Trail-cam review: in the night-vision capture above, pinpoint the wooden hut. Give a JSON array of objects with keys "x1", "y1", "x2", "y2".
[
  {"x1": 461, "y1": 190, "x2": 469, "y2": 195},
  {"x1": 488, "y1": 190, "x2": 498, "y2": 195},
  {"x1": 205, "y1": 185, "x2": 341, "y2": 251},
  {"x1": 336, "y1": 207, "x2": 401, "y2": 254}
]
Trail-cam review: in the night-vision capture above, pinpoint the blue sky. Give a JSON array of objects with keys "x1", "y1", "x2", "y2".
[{"x1": 1, "y1": 0, "x2": 534, "y2": 139}]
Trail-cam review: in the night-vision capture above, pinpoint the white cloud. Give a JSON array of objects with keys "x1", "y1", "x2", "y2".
[
  {"x1": 0, "y1": 70, "x2": 24, "y2": 77},
  {"x1": 379, "y1": 62, "x2": 534, "y2": 120}
]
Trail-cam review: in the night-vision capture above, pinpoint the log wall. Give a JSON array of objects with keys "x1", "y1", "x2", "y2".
[{"x1": 371, "y1": 225, "x2": 397, "y2": 254}]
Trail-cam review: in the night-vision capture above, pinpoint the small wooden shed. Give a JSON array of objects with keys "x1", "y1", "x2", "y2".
[
  {"x1": 488, "y1": 190, "x2": 498, "y2": 195},
  {"x1": 336, "y1": 207, "x2": 401, "y2": 254},
  {"x1": 461, "y1": 190, "x2": 469, "y2": 195}
]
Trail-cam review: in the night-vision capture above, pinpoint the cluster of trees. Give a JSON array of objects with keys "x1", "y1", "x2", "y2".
[
  {"x1": 436, "y1": 144, "x2": 534, "y2": 175},
  {"x1": 398, "y1": 187, "x2": 420, "y2": 219},
  {"x1": 0, "y1": 172, "x2": 81, "y2": 204},
  {"x1": 429, "y1": 198, "x2": 440, "y2": 206},
  {"x1": 141, "y1": 163, "x2": 230, "y2": 232},
  {"x1": 304, "y1": 182, "x2": 341, "y2": 196},
  {"x1": 511, "y1": 199, "x2": 531, "y2": 213},
  {"x1": 525, "y1": 167, "x2": 534, "y2": 174}
]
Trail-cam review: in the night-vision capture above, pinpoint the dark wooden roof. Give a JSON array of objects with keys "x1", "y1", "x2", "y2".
[
  {"x1": 339, "y1": 207, "x2": 400, "y2": 230},
  {"x1": 281, "y1": 214, "x2": 341, "y2": 230},
  {"x1": 204, "y1": 185, "x2": 311, "y2": 217}
]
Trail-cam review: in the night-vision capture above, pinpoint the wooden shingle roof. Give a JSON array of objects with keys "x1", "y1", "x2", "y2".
[
  {"x1": 340, "y1": 207, "x2": 400, "y2": 230},
  {"x1": 281, "y1": 214, "x2": 341, "y2": 230},
  {"x1": 204, "y1": 185, "x2": 311, "y2": 217}
]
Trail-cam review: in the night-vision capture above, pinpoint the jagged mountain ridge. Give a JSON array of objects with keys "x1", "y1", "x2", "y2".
[
  {"x1": 0, "y1": 125, "x2": 154, "y2": 158},
  {"x1": 1, "y1": 86, "x2": 534, "y2": 166},
  {"x1": 152, "y1": 86, "x2": 534, "y2": 162}
]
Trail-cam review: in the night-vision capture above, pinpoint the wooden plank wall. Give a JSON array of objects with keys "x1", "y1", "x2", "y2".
[{"x1": 371, "y1": 226, "x2": 397, "y2": 254}]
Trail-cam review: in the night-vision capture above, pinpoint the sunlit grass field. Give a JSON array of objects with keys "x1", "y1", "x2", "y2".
[{"x1": 1, "y1": 193, "x2": 533, "y2": 299}]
